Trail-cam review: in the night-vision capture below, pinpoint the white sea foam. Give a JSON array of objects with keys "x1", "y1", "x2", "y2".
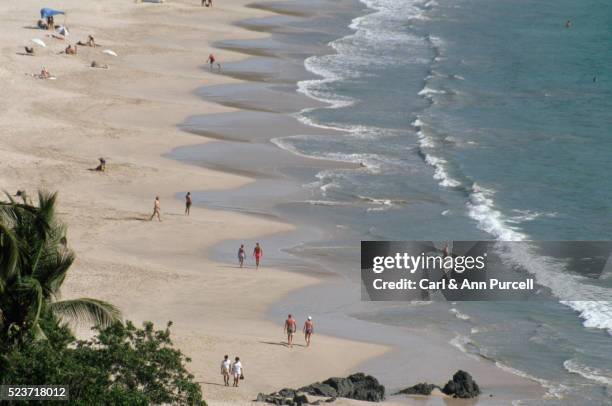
[
  {"x1": 412, "y1": 117, "x2": 462, "y2": 188},
  {"x1": 449, "y1": 307, "x2": 471, "y2": 321},
  {"x1": 507, "y1": 209, "x2": 558, "y2": 223},
  {"x1": 494, "y1": 361, "x2": 567, "y2": 399},
  {"x1": 305, "y1": 200, "x2": 350, "y2": 207},
  {"x1": 449, "y1": 334, "x2": 480, "y2": 361},
  {"x1": 466, "y1": 184, "x2": 526, "y2": 241},
  {"x1": 564, "y1": 359, "x2": 612, "y2": 387},
  {"x1": 495, "y1": 243, "x2": 612, "y2": 335},
  {"x1": 424, "y1": 155, "x2": 461, "y2": 187},
  {"x1": 418, "y1": 86, "x2": 447, "y2": 97},
  {"x1": 297, "y1": 0, "x2": 431, "y2": 132}
]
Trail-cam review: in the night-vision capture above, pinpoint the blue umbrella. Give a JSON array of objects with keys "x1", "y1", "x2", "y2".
[{"x1": 40, "y1": 8, "x2": 65, "y2": 19}]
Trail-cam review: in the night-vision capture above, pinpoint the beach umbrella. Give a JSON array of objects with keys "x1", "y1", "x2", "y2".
[{"x1": 40, "y1": 8, "x2": 65, "y2": 19}]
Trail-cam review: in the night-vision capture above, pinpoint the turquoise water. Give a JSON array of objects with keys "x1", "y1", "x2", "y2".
[{"x1": 269, "y1": 0, "x2": 612, "y2": 403}]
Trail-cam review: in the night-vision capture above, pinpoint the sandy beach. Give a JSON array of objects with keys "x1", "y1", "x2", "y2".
[{"x1": 1, "y1": 0, "x2": 546, "y2": 405}]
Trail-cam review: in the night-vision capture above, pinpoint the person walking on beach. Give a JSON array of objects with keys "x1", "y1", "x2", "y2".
[
  {"x1": 238, "y1": 244, "x2": 246, "y2": 268},
  {"x1": 149, "y1": 196, "x2": 162, "y2": 222},
  {"x1": 253, "y1": 242, "x2": 263, "y2": 269},
  {"x1": 284, "y1": 314, "x2": 297, "y2": 348},
  {"x1": 220, "y1": 355, "x2": 231, "y2": 386},
  {"x1": 231, "y1": 357, "x2": 243, "y2": 387},
  {"x1": 185, "y1": 192, "x2": 192, "y2": 216},
  {"x1": 206, "y1": 53, "x2": 216, "y2": 71},
  {"x1": 303, "y1": 316, "x2": 314, "y2": 347}
]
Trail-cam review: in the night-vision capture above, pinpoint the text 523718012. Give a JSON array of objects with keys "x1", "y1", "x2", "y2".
[{"x1": 0, "y1": 385, "x2": 69, "y2": 401}]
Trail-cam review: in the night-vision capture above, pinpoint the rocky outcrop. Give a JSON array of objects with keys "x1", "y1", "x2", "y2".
[
  {"x1": 256, "y1": 373, "x2": 385, "y2": 404},
  {"x1": 396, "y1": 370, "x2": 480, "y2": 399},
  {"x1": 256, "y1": 390, "x2": 310, "y2": 406},
  {"x1": 302, "y1": 373, "x2": 385, "y2": 402},
  {"x1": 395, "y1": 382, "x2": 437, "y2": 396},
  {"x1": 441, "y1": 370, "x2": 480, "y2": 398}
]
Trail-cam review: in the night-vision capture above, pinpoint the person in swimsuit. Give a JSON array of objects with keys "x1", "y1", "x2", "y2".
[
  {"x1": 231, "y1": 357, "x2": 243, "y2": 387},
  {"x1": 303, "y1": 316, "x2": 314, "y2": 347},
  {"x1": 206, "y1": 54, "x2": 216, "y2": 71},
  {"x1": 284, "y1": 314, "x2": 297, "y2": 348},
  {"x1": 253, "y1": 242, "x2": 263, "y2": 268},
  {"x1": 185, "y1": 192, "x2": 192, "y2": 215},
  {"x1": 220, "y1": 355, "x2": 231, "y2": 386},
  {"x1": 65, "y1": 44, "x2": 77, "y2": 55},
  {"x1": 150, "y1": 196, "x2": 161, "y2": 222},
  {"x1": 78, "y1": 35, "x2": 96, "y2": 47},
  {"x1": 238, "y1": 244, "x2": 246, "y2": 268}
]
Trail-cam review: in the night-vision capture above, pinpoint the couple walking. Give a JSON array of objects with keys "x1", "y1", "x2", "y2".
[
  {"x1": 238, "y1": 243, "x2": 263, "y2": 268},
  {"x1": 284, "y1": 314, "x2": 314, "y2": 348},
  {"x1": 220, "y1": 355, "x2": 243, "y2": 387},
  {"x1": 149, "y1": 193, "x2": 192, "y2": 221}
]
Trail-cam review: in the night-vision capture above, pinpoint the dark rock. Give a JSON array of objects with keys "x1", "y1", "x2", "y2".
[
  {"x1": 322, "y1": 377, "x2": 353, "y2": 397},
  {"x1": 310, "y1": 401, "x2": 320, "y2": 405},
  {"x1": 347, "y1": 373, "x2": 385, "y2": 402},
  {"x1": 395, "y1": 383, "x2": 437, "y2": 396},
  {"x1": 441, "y1": 370, "x2": 480, "y2": 399},
  {"x1": 324, "y1": 397, "x2": 336, "y2": 403},
  {"x1": 293, "y1": 393, "x2": 309, "y2": 405},
  {"x1": 259, "y1": 373, "x2": 385, "y2": 404},
  {"x1": 299, "y1": 383, "x2": 337, "y2": 398},
  {"x1": 278, "y1": 389, "x2": 296, "y2": 398}
]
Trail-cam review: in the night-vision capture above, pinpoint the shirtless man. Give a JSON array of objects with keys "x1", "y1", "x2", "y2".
[
  {"x1": 149, "y1": 196, "x2": 162, "y2": 222},
  {"x1": 284, "y1": 314, "x2": 297, "y2": 348},
  {"x1": 206, "y1": 53, "x2": 216, "y2": 71},
  {"x1": 220, "y1": 355, "x2": 231, "y2": 386},
  {"x1": 65, "y1": 44, "x2": 77, "y2": 55},
  {"x1": 185, "y1": 192, "x2": 192, "y2": 216},
  {"x1": 303, "y1": 316, "x2": 314, "y2": 347}
]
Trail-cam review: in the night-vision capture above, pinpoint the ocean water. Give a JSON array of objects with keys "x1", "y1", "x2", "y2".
[{"x1": 271, "y1": 0, "x2": 612, "y2": 403}]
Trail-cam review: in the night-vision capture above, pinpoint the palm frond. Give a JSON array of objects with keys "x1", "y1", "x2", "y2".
[
  {"x1": 0, "y1": 223, "x2": 19, "y2": 294},
  {"x1": 34, "y1": 249, "x2": 75, "y2": 299},
  {"x1": 49, "y1": 298, "x2": 122, "y2": 328},
  {"x1": 13, "y1": 277, "x2": 44, "y2": 326}
]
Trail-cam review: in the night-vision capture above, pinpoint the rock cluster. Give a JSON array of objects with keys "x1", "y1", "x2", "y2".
[
  {"x1": 395, "y1": 370, "x2": 480, "y2": 399},
  {"x1": 441, "y1": 370, "x2": 480, "y2": 398},
  {"x1": 256, "y1": 373, "x2": 386, "y2": 404},
  {"x1": 395, "y1": 382, "x2": 436, "y2": 396}
]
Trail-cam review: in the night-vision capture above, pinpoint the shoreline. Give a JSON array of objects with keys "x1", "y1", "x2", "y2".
[{"x1": 174, "y1": 0, "x2": 548, "y2": 404}]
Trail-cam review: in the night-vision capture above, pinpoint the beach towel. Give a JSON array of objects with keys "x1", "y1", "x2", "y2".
[
  {"x1": 31, "y1": 38, "x2": 46, "y2": 47},
  {"x1": 56, "y1": 26, "x2": 69, "y2": 36},
  {"x1": 102, "y1": 49, "x2": 118, "y2": 56}
]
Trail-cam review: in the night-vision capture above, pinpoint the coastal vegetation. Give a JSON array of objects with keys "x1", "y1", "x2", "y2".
[{"x1": 0, "y1": 191, "x2": 205, "y2": 405}]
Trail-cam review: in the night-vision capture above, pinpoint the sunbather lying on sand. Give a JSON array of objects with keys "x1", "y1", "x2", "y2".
[
  {"x1": 35, "y1": 67, "x2": 53, "y2": 79},
  {"x1": 90, "y1": 61, "x2": 109, "y2": 69},
  {"x1": 77, "y1": 35, "x2": 96, "y2": 47},
  {"x1": 37, "y1": 20, "x2": 49, "y2": 30}
]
